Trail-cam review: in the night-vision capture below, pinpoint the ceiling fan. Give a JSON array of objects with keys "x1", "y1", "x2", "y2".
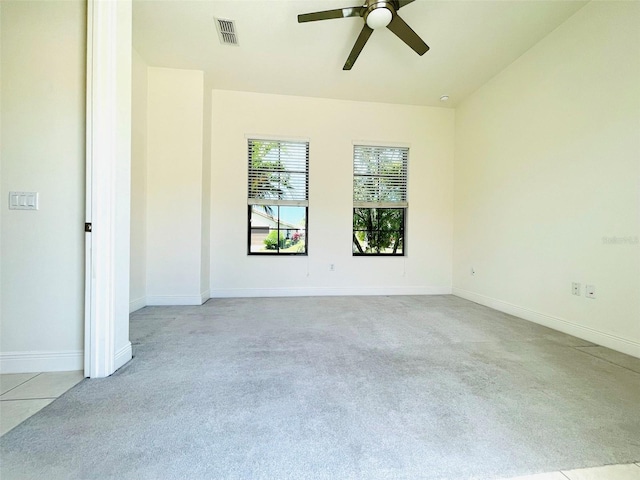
[{"x1": 298, "y1": 0, "x2": 429, "y2": 70}]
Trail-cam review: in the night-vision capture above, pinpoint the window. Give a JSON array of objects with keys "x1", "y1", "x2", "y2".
[
  {"x1": 353, "y1": 144, "x2": 408, "y2": 255},
  {"x1": 248, "y1": 139, "x2": 308, "y2": 255}
]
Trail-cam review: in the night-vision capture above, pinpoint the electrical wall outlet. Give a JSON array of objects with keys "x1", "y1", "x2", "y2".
[
  {"x1": 585, "y1": 284, "x2": 596, "y2": 299},
  {"x1": 572, "y1": 282, "x2": 581, "y2": 296},
  {"x1": 329, "y1": 264, "x2": 335, "y2": 271}
]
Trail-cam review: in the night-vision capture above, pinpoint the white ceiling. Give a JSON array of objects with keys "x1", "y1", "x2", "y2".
[{"x1": 133, "y1": 0, "x2": 588, "y2": 108}]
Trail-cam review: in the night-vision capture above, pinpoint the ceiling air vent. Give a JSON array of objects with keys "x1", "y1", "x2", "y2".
[{"x1": 215, "y1": 18, "x2": 238, "y2": 46}]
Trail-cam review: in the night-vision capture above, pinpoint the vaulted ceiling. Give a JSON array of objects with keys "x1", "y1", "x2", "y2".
[{"x1": 133, "y1": 0, "x2": 588, "y2": 107}]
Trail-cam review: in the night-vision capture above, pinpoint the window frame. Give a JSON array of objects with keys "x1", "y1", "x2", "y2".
[
  {"x1": 247, "y1": 205, "x2": 309, "y2": 255},
  {"x1": 247, "y1": 138, "x2": 309, "y2": 256},
  {"x1": 352, "y1": 207, "x2": 405, "y2": 256},
  {"x1": 352, "y1": 144, "x2": 408, "y2": 257}
]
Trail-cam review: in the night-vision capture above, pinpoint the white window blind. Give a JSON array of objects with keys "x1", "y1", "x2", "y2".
[
  {"x1": 248, "y1": 139, "x2": 309, "y2": 207},
  {"x1": 353, "y1": 145, "x2": 408, "y2": 208}
]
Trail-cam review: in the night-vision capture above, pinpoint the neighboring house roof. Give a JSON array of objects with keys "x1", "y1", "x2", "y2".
[{"x1": 250, "y1": 208, "x2": 300, "y2": 230}]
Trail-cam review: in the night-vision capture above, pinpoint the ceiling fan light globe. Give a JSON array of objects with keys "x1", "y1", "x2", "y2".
[{"x1": 366, "y1": 7, "x2": 392, "y2": 29}]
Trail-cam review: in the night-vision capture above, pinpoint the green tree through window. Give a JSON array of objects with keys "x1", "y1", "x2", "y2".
[{"x1": 353, "y1": 145, "x2": 407, "y2": 255}]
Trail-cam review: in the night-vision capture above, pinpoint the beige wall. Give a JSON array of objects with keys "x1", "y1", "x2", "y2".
[
  {"x1": 146, "y1": 67, "x2": 205, "y2": 304},
  {"x1": 210, "y1": 90, "x2": 455, "y2": 296},
  {"x1": 453, "y1": 1, "x2": 640, "y2": 356},
  {"x1": 200, "y1": 82, "x2": 212, "y2": 299},
  {"x1": 0, "y1": 1, "x2": 86, "y2": 371},
  {"x1": 130, "y1": 49, "x2": 148, "y2": 312}
]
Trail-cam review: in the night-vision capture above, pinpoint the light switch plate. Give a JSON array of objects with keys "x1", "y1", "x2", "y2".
[{"x1": 9, "y1": 192, "x2": 39, "y2": 210}]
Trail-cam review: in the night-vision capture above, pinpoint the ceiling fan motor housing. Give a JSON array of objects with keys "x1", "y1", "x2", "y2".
[
  {"x1": 365, "y1": 1, "x2": 396, "y2": 29},
  {"x1": 297, "y1": 0, "x2": 428, "y2": 70}
]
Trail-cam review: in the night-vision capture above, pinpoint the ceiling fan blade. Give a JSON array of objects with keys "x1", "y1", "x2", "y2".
[
  {"x1": 298, "y1": 7, "x2": 363, "y2": 23},
  {"x1": 396, "y1": 0, "x2": 416, "y2": 9},
  {"x1": 343, "y1": 24, "x2": 374, "y2": 70},
  {"x1": 387, "y1": 14, "x2": 429, "y2": 55}
]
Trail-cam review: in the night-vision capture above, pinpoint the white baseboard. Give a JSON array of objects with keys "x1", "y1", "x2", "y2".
[
  {"x1": 452, "y1": 287, "x2": 640, "y2": 359},
  {"x1": 0, "y1": 345, "x2": 134, "y2": 375},
  {"x1": 131, "y1": 291, "x2": 210, "y2": 310},
  {"x1": 210, "y1": 286, "x2": 452, "y2": 298},
  {"x1": 129, "y1": 296, "x2": 146, "y2": 313},
  {"x1": 200, "y1": 289, "x2": 210, "y2": 304},
  {"x1": 145, "y1": 295, "x2": 208, "y2": 306},
  {"x1": 0, "y1": 350, "x2": 84, "y2": 374},
  {"x1": 114, "y1": 342, "x2": 132, "y2": 371}
]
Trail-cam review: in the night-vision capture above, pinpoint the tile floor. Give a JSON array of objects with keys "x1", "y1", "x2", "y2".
[
  {"x1": 0, "y1": 371, "x2": 638, "y2": 479},
  {"x1": 0, "y1": 371, "x2": 84, "y2": 436},
  {"x1": 505, "y1": 463, "x2": 640, "y2": 479}
]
